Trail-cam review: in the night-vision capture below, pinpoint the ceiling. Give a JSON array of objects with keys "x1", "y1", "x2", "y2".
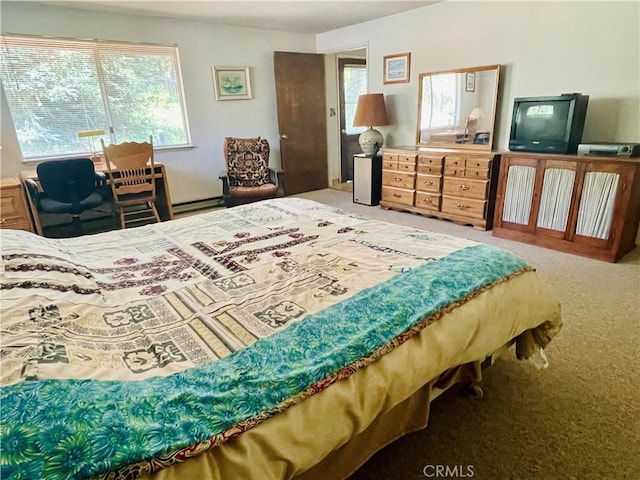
[{"x1": 43, "y1": 1, "x2": 439, "y2": 34}]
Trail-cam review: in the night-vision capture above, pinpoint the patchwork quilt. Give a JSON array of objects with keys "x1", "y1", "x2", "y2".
[{"x1": 1, "y1": 198, "x2": 537, "y2": 479}]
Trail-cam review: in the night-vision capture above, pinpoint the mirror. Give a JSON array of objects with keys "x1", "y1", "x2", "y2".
[{"x1": 416, "y1": 64, "x2": 500, "y2": 150}]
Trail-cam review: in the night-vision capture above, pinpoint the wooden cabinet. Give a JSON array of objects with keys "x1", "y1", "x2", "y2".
[
  {"x1": 0, "y1": 177, "x2": 34, "y2": 232},
  {"x1": 379, "y1": 147, "x2": 500, "y2": 230},
  {"x1": 493, "y1": 152, "x2": 640, "y2": 262}
]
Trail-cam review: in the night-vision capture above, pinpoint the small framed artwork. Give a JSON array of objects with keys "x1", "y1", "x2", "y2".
[
  {"x1": 465, "y1": 72, "x2": 476, "y2": 92},
  {"x1": 213, "y1": 66, "x2": 252, "y2": 100},
  {"x1": 383, "y1": 52, "x2": 411, "y2": 84}
]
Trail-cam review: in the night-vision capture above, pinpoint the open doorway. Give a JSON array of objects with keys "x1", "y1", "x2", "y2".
[
  {"x1": 322, "y1": 46, "x2": 368, "y2": 189},
  {"x1": 338, "y1": 55, "x2": 367, "y2": 182}
]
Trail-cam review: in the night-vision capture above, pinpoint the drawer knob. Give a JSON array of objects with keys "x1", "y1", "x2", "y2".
[
  {"x1": 456, "y1": 203, "x2": 471, "y2": 210},
  {"x1": 393, "y1": 193, "x2": 402, "y2": 198},
  {"x1": 394, "y1": 176, "x2": 402, "y2": 181},
  {"x1": 458, "y1": 184, "x2": 470, "y2": 191},
  {"x1": 423, "y1": 180, "x2": 433, "y2": 185},
  {"x1": 423, "y1": 198, "x2": 432, "y2": 204},
  {"x1": 0, "y1": 218, "x2": 5, "y2": 224}
]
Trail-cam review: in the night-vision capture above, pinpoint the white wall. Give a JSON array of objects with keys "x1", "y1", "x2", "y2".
[
  {"x1": 2, "y1": 1, "x2": 639, "y2": 205},
  {"x1": 317, "y1": 1, "x2": 640, "y2": 156},
  {"x1": 0, "y1": 1, "x2": 315, "y2": 203}
]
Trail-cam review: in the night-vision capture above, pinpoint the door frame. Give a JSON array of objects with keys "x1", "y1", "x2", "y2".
[{"x1": 319, "y1": 43, "x2": 369, "y2": 187}]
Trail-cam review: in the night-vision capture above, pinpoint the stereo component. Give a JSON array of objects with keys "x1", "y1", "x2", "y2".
[
  {"x1": 353, "y1": 154, "x2": 382, "y2": 206},
  {"x1": 577, "y1": 142, "x2": 640, "y2": 157}
]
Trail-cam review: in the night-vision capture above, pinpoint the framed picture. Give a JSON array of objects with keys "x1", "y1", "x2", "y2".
[
  {"x1": 213, "y1": 66, "x2": 252, "y2": 100},
  {"x1": 383, "y1": 52, "x2": 411, "y2": 84},
  {"x1": 465, "y1": 72, "x2": 476, "y2": 92}
]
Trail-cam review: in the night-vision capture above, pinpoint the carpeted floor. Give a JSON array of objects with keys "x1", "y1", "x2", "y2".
[{"x1": 295, "y1": 189, "x2": 640, "y2": 480}]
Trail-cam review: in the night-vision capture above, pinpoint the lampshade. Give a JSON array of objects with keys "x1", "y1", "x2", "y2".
[
  {"x1": 353, "y1": 93, "x2": 389, "y2": 127},
  {"x1": 469, "y1": 107, "x2": 484, "y2": 120},
  {"x1": 77, "y1": 129, "x2": 105, "y2": 138},
  {"x1": 353, "y1": 94, "x2": 389, "y2": 156}
]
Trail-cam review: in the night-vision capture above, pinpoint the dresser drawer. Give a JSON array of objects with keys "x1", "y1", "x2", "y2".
[
  {"x1": 415, "y1": 192, "x2": 440, "y2": 211},
  {"x1": 415, "y1": 174, "x2": 441, "y2": 193},
  {"x1": 382, "y1": 170, "x2": 415, "y2": 189},
  {"x1": 465, "y1": 167, "x2": 491, "y2": 179},
  {"x1": 443, "y1": 165, "x2": 466, "y2": 177},
  {"x1": 398, "y1": 153, "x2": 417, "y2": 164},
  {"x1": 445, "y1": 155, "x2": 466, "y2": 168},
  {"x1": 383, "y1": 160, "x2": 398, "y2": 170},
  {"x1": 465, "y1": 157, "x2": 492, "y2": 170},
  {"x1": 382, "y1": 187, "x2": 414, "y2": 206},
  {"x1": 418, "y1": 154, "x2": 444, "y2": 167},
  {"x1": 416, "y1": 164, "x2": 443, "y2": 175},
  {"x1": 442, "y1": 177, "x2": 489, "y2": 200},
  {"x1": 397, "y1": 161, "x2": 416, "y2": 172},
  {"x1": 441, "y1": 195, "x2": 487, "y2": 220}
]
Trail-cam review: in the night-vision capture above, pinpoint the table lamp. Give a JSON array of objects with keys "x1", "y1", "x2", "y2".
[
  {"x1": 77, "y1": 129, "x2": 105, "y2": 163},
  {"x1": 353, "y1": 93, "x2": 389, "y2": 156}
]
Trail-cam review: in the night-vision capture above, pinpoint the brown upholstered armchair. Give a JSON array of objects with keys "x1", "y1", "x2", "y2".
[{"x1": 219, "y1": 137, "x2": 284, "y2": 207}]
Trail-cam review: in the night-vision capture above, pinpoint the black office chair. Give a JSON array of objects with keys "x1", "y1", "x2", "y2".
[{"x1": 25, "y1": 158, "x2": 107, "y2": 236}]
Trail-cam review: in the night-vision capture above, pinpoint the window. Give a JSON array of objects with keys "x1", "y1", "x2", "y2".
[
  {"x1": 0, "y1": 34, "x2": 190, "y2": 160},
  {"x1": 342, "y1": 63, "x2": 367, "y2": 135},
  {"x1": 421, "y1": 73, "x2": 459, "y2": 129}
]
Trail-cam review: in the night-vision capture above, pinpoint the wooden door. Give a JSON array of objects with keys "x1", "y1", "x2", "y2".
[
  {"x1": 338, "y1": 58, "x2": 366, "y2": 182},
  {"x1": 274, "y1": 51, "x2": 328, "y2": 195}
]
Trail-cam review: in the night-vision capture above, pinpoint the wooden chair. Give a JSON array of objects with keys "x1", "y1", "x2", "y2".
[
  {"x1": 100, "y1": 136, "x2": 161, "y2": 229},
  {"x1": 219, "y1": 137, "x2": 284, "y2": 207},
  {"x1": 454, "y1": 116, "x2": 479, "y2": 144}
]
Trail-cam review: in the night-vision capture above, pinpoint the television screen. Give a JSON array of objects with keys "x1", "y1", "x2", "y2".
[{"x1": 509, "y1": 94, "x2": 588, "y2": 154}]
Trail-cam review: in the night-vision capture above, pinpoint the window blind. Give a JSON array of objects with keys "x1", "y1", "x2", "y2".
[{"x1": 0, "y1": 34, "x2": 190, "y2": 160}]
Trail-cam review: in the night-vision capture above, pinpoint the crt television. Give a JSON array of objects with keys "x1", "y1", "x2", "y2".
[{"x1": 508, "y1": 93, "x2": 589, "y2": 154}]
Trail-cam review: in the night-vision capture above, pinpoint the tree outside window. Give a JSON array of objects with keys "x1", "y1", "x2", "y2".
[{"x1": 0, "y1": 35, "x2": 190, "y2": 160}]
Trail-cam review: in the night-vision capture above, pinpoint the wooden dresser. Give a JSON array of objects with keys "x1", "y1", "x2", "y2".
[
  {"x1": 0, "y1": 177, "x2": 34, "y2": 232},
  {"x1": 379, "y1": 146, "x2": 500, "y2": 230}
]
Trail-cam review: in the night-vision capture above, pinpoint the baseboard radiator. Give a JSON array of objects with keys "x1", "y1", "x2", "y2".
[{"x1": 172, "y1": 197, "x2": 224, "y2": 215}]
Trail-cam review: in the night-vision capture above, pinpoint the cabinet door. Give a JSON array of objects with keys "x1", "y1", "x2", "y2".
[
  {"x1": 497, "y1": 158, "x2": 538, "y2": 230},
  {"x1": 535, "y1": 160, "x2": 577, "y2": 238},
  {"x1": 572, "y1": 162, "x2": 630, "y2": 247},
  {"x1": 0, "y1": 181, "x2": 34, "y2": 232}
]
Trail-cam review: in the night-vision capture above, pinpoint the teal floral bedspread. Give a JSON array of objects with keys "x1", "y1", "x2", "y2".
[{"x1": 0, "y1": 198, "x2": 528, "y2": 479}]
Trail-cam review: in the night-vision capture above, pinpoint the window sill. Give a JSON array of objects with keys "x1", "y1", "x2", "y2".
[{"x1": 21, "y1": 144, "x2": 196, "y2": 164}]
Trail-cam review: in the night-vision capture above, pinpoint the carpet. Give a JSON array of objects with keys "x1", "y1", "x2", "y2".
[{"x1": 295, "y1": 189, "x2": 640, "y2": 480}]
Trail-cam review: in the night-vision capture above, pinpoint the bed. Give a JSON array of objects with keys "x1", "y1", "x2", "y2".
[{"x1": 0, "y1": 197, "x2": 562, "y2": 480}]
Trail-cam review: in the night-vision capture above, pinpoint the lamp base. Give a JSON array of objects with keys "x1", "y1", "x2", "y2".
[{"x1": 358, "y1": 127, "x2": 384, "y2": 156}]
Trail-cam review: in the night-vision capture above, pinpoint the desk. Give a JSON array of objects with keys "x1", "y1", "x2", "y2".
[
  {"x1": 20, "y1": 162, "x2": 174, "y2": 236},
  {"x1": 428, "y1": 130, "x2": 490, "y2": 145}
]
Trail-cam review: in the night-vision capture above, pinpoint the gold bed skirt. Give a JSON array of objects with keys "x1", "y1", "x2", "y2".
[{"x1": 140, "y1": 270, "x2": 561, "y2": 480}]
